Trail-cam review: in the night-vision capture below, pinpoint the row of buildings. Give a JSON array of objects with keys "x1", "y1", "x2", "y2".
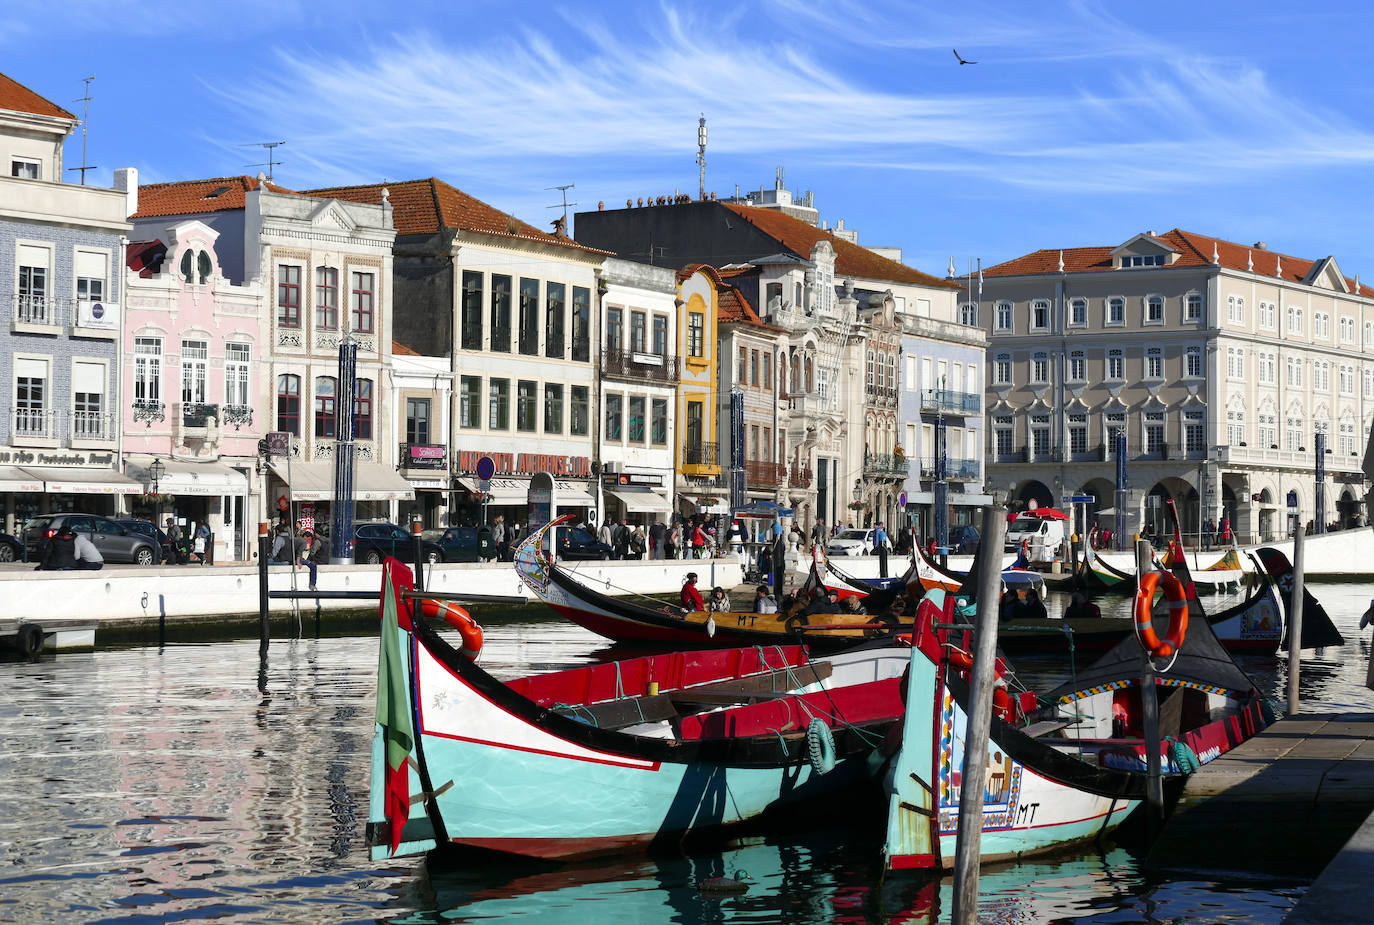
[{"x1": 2, "y1": 71, "x2": 1366, "y2": 561}]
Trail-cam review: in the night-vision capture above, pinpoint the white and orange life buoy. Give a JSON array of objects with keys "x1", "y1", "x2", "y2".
[
  {"x1": 1134, "y1": 569, "x2": 1188, "y2": 657},
  {"x1": 419, "y1": 599, "x2": 484, "y2": 660}
]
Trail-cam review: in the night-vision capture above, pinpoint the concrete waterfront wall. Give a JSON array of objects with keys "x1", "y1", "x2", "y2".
[{"x1": 0, "y1": 556, "x2": 746, "y2": 623}]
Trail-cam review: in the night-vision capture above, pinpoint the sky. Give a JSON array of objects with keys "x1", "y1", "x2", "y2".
[{"x1": 8, "y1": 0, "x2": 1374, "y2": 277}]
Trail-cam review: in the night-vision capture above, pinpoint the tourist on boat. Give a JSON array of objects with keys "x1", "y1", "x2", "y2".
[
  {"x1": 999, "y1": 586, "x2": 1048, "y2": 621},
  {"x1": 842, "y1": 595, "x2": 867, "y2": 616},
  {"x1": 1064, "y1": 591, "x2": 1101, "y2": 621},
  {"x1": 709, "y1": 586, "x2": 732, "y2": 613},
  {"x1": 802, "y1": 587, "x2": 842, "y2": 616},
  {"x1": 754, "y1": 586, "x2": 778, "y2": 613},
  {"x1": 680, "y1": 572, "x2": 704, "y2": 613}
]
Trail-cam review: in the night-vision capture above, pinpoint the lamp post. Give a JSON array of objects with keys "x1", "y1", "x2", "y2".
[{"x1": 149, "y1": 458, "x2": 165, "y2": 546}]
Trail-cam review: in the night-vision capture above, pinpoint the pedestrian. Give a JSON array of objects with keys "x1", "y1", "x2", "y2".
[
  {"x1": 613, "y1": 520, "x2": 630, "y2": 559},
  {"x1": 72, "y1": 530, "x2": 103, "y2": 570},
  {"x1": 1221, "y1": 518, "x2": 1231, "y2": 544},
  {"x1": 630, "y1": 525, "x2": 647, "y2": 559},
  {"x1": 874, "y1": 521, "x2": 889, "y2": 551},
  {"x1": 692, "y1": 522, "x2": 708, "y2": 559},
  {"x1": 270, "y1": 524, "x2": 293, "y2": 563},
  {"x1": 35, "y1": 525, "x2": 77, "y2": 571},
  {"x1": 190, "y1": 521, "x2": 211, "y2": 564},
  {"x1": 680, "y1": 571, "x2": 704, "y2": 613},
  {"x1": 648, "y1": 518, "x2": 665, "y2": 559},
  {"x1": 492, "y1": 515, "x2": 507, "y2": 562},
  {"x1": 165, "y1": 517, "x2": 184, "y2": 564},
  {"x1": 1204, "y1": 517, "x2": 1216, "y2": 551},
  {"x1": 666, "y1": 521, "x2": 680, "y2": 559}
]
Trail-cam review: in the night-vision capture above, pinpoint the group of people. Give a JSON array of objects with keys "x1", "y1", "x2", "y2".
[
  {"x1": 160, "y1": 517, "x2": 212, "y2": 565},
  {"x1": 34, "y1": 525, "x2": 104, "y2": 571},
  {"x1": 270, "y1": 522, "x2": 327, "y2": 590},
  {"x1": 678, "y1": 572, "x2": 781, "y2": 615}
]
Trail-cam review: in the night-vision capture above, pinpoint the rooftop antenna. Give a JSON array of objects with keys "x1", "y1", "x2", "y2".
[
  {"x1": 697, "y1": 114, "x2": 707, "y2": 201},
  {"x1": 241, "y1": 141, "x2": 286, "y2": 181},
  {"x1": 67, "y1": 76, "x2": 97, "y2": 185},
  {"x1": 546, "y1": 183, "x2": 576, "y2": 228}
]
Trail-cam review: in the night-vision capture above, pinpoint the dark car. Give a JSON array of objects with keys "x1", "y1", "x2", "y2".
[
  {"x1": 23, "y1": 513, "x2": 158, "y2": 565},
  {"x1": 553, "y1": 525, "x2": 614, "y2": 560},
  {"x1": 353, "y1": 521, "x2": 444, "y2": 565},
  {"x1": 113, "y1": 518, "x2": 176, "y2": 564},
  {"x1": 0, "y1": 532, "x2": 20, "y2": 562},
  {"x1": 422, "y1": 527, "x2": 481, "y2": 563},
  {"x1": 946, "y1": 525, "x2": 980, "y2": 555}
]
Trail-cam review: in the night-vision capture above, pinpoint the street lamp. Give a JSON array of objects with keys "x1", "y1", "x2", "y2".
[{"x1": 149, "y1": 458, "x2": 166, "y2": 541}]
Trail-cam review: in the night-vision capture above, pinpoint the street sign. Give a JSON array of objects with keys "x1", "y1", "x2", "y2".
[
  {"x1": 898, "y1": 491, "x2": 907, "y2": 508},
  {"x1": 476, "y1": 455, "x2": 496, "y2": 481},
  {"x1": 266, "y1": 431, "x2": 290, "y2": 455},
  {"x1": 1287, "y1": 490, "x2": 1299, "y2": 509},
  {"x1": 1064, "y1": 494, "x2": 1095, "y2": 504}
]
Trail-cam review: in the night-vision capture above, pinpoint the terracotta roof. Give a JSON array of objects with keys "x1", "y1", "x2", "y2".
[
  {"x1": 392, "y1": 341, "x2": 419, "y2": 356},
  {"x1": 0, "y1": 72, "x2": 74, "y2": 120},
  {"x1": 983, "y1": 228, "x2": 1366, "y2": 293},
  {"x1": 721, "y1": 203, "x2": 959, "y2": 290},
  {"x1": 125, "y1": 240, "x2": 167, "y2": 278},
  {"x1": 301, "y1": 178, "x2": 610, "y2": 256},
  {"x1": 132, "y1": 176, "x2": 296, "y2": 218}
]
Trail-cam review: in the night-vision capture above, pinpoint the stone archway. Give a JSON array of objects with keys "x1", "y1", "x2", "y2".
[{"x1": 1013, "y1": 479, "x2": 1054, "y2": 513}]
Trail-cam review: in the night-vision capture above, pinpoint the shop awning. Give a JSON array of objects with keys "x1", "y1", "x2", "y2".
[
  {"x1": 126, "y1": 456, "x2": 248, "y2": 496},
  {"x1": 0, "y1": 466, "x2": 43, "y2": 492},
  {"x1": 269, "y1": 461, "x2": 415, "y2": 501},
  {"x1": 606, "y1": 487, "x2": 673, "y2": 514},
  {"x1": 554, "y1": 480, "x2": 596, "y2": 507},
  {"x1": 458, "y1": 476, "x2": 596, "y2": 506},
  {"x1": 20, "y1": 466, "x2": 142, "y2": 494}
]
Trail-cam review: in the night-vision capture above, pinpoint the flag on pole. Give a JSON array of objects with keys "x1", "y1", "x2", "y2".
[{"x1": 376, "y1": 558, "x2": 415, "y2": 856}]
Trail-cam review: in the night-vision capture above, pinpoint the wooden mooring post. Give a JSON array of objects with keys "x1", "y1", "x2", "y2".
[
  {"x1": 257, "y1": 522, "x2": 270, "y2": 657},
  {"x1": 1287, "y1": 528, "x2": 1306, "y2": 715}
]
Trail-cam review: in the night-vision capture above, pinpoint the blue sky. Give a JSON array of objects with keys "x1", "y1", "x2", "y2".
[{"x1": 9, "y1": 1, "x2": 1374, "y2": 277}]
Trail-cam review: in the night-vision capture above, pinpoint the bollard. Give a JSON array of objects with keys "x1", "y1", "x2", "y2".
[
  {"x1": 877, "y1": 541, "x2": 889, "y2": 578},
  {"x1": 1137, "y1": 539, "x2": 1164, "y2": 833},
  {"x1": 257, "y1": 522, "x2": 270, "y2": 658},
  {"x1": 412, "y1": 519, "x2": 425, "y2": 608},
  {"x1": 1287, "y1": 528, "x2": 1306, "y2": 715}
]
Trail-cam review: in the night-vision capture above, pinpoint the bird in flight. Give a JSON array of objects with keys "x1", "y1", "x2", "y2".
[{"x1": 953, "y1": 49, "x2": 977, "y2": 65}]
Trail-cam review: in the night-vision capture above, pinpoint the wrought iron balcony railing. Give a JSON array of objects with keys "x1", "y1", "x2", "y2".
[
  {"x1": 223, "y1": 404, "x2": 254, "y2": 429},
  {"x1": 600, "y1": 348, "x2": 681, "y2": 384},
  {"x1": 919, "y1": 388, "x2": 981, "y2": 415},
  {"x1": 682, "y1": 441, "x2": 719, "y2": 468},
  {"x1": 863, "y1": 452, "x2": 908, "y2": 478},
  {"x1": 182, "y1": 402, "x2": 220, "y2": 428},
  {"x1": 132, "y1": 399, "x2": 166, "y2": 426},
  {"x1": 789, "y1": 466, "x2": 813, "y2": 488},
  {"x1": 744, "y1": 460, "x2": 786, "y2": 487}
]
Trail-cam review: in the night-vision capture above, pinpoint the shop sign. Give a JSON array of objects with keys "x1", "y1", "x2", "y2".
[
  {"x1": 0, "y1": 448, "x2": 116, "y2": 467},
  {"x1": 455, "y1": 450, "x2": 592, "y2": 478},
  {"x1": 404, "y1": 443, "x2": 448, "y2": 470},
  {"x1": 601, "y1": 471, "x2": 665, "y2": 488}
]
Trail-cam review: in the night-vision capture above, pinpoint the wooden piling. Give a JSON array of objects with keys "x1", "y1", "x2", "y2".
[
  {"x1": 257, "y1": 522, "x2": 270, "y2": 657},
  {"x1": 1287, "y1": 528, "x2": 1306, "y2": 715}
]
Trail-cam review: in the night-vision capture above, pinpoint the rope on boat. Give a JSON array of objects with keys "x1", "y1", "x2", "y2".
[{"x1": 559, "y1": 559, "x2": 695, "y2": 611}]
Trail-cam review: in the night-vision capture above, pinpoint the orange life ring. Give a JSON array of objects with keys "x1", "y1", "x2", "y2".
[
  {"x1": 419, "y1": 599, "x2": 484, "y2": 659},
  {"x1": 1134, "y1": 569, "x2": 1188, "y2": 657}
]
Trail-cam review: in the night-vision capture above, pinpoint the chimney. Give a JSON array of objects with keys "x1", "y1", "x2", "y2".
[{"x1": 112, "y1": 167, "x2": 138, "y2": 217}]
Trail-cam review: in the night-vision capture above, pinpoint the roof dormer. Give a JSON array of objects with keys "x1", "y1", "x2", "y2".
[
  {"x1": 1110, "y1": 232, "x2": 1180, "y2": 269},
  {"x1": 1302, "y1": 256, "x2": 1349, "y2": 292}
]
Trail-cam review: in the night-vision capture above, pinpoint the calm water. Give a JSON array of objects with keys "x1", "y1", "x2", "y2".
[{"x1": 1, "y1": 582, "x2": 1369, "y2": 924}]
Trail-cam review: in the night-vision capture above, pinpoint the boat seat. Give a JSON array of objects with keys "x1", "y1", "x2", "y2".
[
  {"x1": 1020, "y1": 720, "x2": 1072, "y2": 738},
  {"x1": 552, "y1": 693, "x2": 679, "y2": 730}
]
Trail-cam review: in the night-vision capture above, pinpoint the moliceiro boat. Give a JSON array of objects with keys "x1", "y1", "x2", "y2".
[{"x1": 368, "y1": 557, "x2": 915, "y2": 862}]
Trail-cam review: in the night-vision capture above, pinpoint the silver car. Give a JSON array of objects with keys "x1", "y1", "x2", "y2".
[{"x1": 23, "y1": 513, "x2": 158, "y2": 565}]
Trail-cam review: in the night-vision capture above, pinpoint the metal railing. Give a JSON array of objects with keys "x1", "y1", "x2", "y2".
[
  {"x1": 71, "y1": 410, "x2": 115, "y2": 440},
  {"x1": 744, "y1": 460, "x2": 786, "y2": 487},
  {"x1": 863, "y1": 452, "x2": 908, "y2": 478},
  {"x1": 11, "y1": 407, "x2": 52, "y2": 438},
  {"x1": 223, "y1": 404, "x2": 253, "y2": 428},
  {"x1": 12, "y1": 293, "x2": 57, "y2": 325},
  {"x1": 132, "y1": 399, "x2": 166, "y2": 425},
  {"x1": 599, "y1": 348, "x2": 681, "y2": 383},
  {"x1": 789, "y1": 466, "x2": 813, "y2": 488},
  {"x1": 919, "y1": 388, "x2": 981, "y2": 414},
  {"x1": 918, "y1": 457, "x2": 981, "y2": 480},
  {"x1": 682, "y1": 441, "x2": 719, "y2": 467},
  {"x1": 489, "y1": 325, "x2": 511, "y2": 352},
  {"x1": 460, "y1": 322, "x2": 482, "y2": 351}
]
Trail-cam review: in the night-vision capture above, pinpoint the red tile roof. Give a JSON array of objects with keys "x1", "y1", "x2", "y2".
[
  {"x1": 0, "y1": 72, "x2": 74, "y2": 120},
  {"x1": 722, "y1": 203, "x2": 959, "y2": 290},
  {"x1": 983, "y1": 228, "x2": 1365, "y2": 293},
  {"x1": 681, "y1": 264, "x2": 781, "y2": 332},
  {"x1": 302, "y1": 178, "x2": 609, "y2": 256},
  {"x1": 132, "y1": 176, "x2": 296, "y2": 218},
  {"x1": 392, "y1": 341, "x2": 419, "y2": 356}
]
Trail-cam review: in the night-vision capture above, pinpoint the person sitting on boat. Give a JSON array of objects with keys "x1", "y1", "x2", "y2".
[
  {"x1": 709, "y1": 586, "x2": 732, "y2": 613},
  {"x1": 842, "y1": 594, "x2": 867, "y2": 616},
  {"x1": 1000, "y1": 585, "x2": 1048, "y2": 621},
  {"x1": 1064, "y1": 591, "x2": 1101, "y2": 621},
  {"x1": 680, "y1": 572, "x2": 704, "y2": 613},
  {"x1": 753, "y1": 585, "x2": 778, "y2": 613},
  {"x1": 802, "y1": 587, "x2": 842, "y2": 616}
]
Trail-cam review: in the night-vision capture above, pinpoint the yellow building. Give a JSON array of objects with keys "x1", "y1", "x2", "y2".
[{"x1": 676, "y1": 266, "x2": 725, "y2": 513}]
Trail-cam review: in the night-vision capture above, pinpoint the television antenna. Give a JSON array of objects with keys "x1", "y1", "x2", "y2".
[
  {"x1": 546, "y1": 183, "x2": 577, "y2": 227},
  {"x1": 241, "y1": 141, "x2": 286, "y2": 181},
  {"x1": 66, "y1": 76, "x2": 97, "y2": 185}
]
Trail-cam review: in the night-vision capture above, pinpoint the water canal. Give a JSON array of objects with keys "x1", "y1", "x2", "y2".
[{"x1": 2, "y1": 580, "x2": 1370, "y2": 923}]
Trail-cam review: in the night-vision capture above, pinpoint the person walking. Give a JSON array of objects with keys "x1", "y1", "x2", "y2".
[
  {"x1": 692, "y1": 522, "x2": 708, "y2": 559},
  {"x1": 1204, "y1": 517, "x2": 1216, "y2": 551},
  {"x1": 165, "y1": 517, "x2": 184, "y2": 564},
  {"x1": 492, "y1": 515, "x2": 507, "y2": 562},
  {"x1": 649, "y1": 518, "x2": 666, "y2": 560}
]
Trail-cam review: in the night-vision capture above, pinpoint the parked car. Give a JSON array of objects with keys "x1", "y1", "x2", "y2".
[
  {"x1": 553, "y1": 525, "x2": 614, "y2": 560},
  {"x1": 422, "y1": 527, "x2": 481, "y2": 563},
  {"x1": 23, "y1": 513, "x2": 158, "y2": 565},
  {"x1": 946, "y1": 524, "x2": 980, "y2": 555},
  {"x1": 826, "y1": 527, "x2": 892, "y2": 557},
  {"x1": 352, "y1": 521, "x2": 445, "y2": 564},
  {"x1": 0, "y1": 532, "x2": 20, "y2": 562},
  {"x1": 112, "y1": 517, "x2": 176, "y2": 564}
]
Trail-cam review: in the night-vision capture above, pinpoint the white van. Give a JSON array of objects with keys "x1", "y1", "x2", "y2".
[{"x1": 1004, "y1": 515, "x2": 1066, "y2": 561}]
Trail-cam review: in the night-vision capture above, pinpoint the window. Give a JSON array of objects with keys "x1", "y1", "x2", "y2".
[
  {"x1": 1144, "y1": 294, "x2": 1164, "y2": 324},
  {"x1": 887, "y1": 354, "x2": 896, "y2": 390},
  {"x1": 314, "y1": 376, "x2": 337, "y2": 438},
  {"x1": 1030, "y1": 352, "x2": 1049, "y2": 384},
  {"x1": 181, "y1": 339, "x2": 207, "y2": 404},
  {"x1": 225, "y1": 343, "x2": 250, "y2": 409},
  {"x1": 763, "y1": 352, "x2": 772, "y2": 390},
  {"x1": 461, "y1": 271, "x2": 483, "y2": 349},
  {"x1": 545, "y1": 282, "x2": 565, "y2": 358},
  {"x1": 134, "y1": 337, "x2": 162, "y2": 405},
  {"x1": 1341, "y1": 316, "x2": 1355, "y2": 343},
  {"x1": 1107, "y1": 349, "x2": 1124, "y2": 381},
  {"x1": 1068, "y1": 298, "x2": 1087, "y2": 327},
  {"x1": 1105, "y1": 412, "x2": 1126, "y2": 455},
  {"x1": 1341, "y1": 364, "x2": 1355, "y2": 395},
  {"x1": 1315, "y1": 312, "x2": 1330, "y2": 339},
  {"x1": 628, "y1": 309, "x2": 645, "y2": 355},
  {"x1": 1258, "y1": 413, "x2": 1276, "y2": 448},
  {"x1": 606, "y1": 307, "x2": 623, "y2": 352},
  {"x1": 766, "y1": 282, "x2": 783, "y2": 309},
  {"x1": 866, "y1": 350, "x2": 876, "y2": 388},
  {"x1": 490, "y1": 275, "x2": 512, "y2": 352},
  {"x1": 460, "y1": 376, "x2": 481, "y2": 428},
  {"x1": 1144, "y1": 411, "x2": 1165, "y2": 454},
  {"x1": 350, "y1": 272, "x2": 374, "y2": 333},
  {"x1": 1185, "y1": 345, "x2": 1202, "y2": 378},
  {"x1": 1287, "y1": 305, "x2": 1303, "y2": 334},
  {"x1": 1227, "y1": 295, "x2": 1245, "y2": 325},
  {"x1": 277, "y1": 264, "x2": 301, "y2": 328},
  {"x1": 75, "y1": 250, "x2": 107, "y2": 303},
  {"x1": 1366, "y1": 367, "x2": 1374, "y2": 399},
  {"x1": 686, "y1": 401, "x2": 704, "y2": 453},
  {"x1": 1314, "y1": 360, "x2": 1330, "y2": 392},
  {"x1": 488, "y1": 379, "x2": 510, "y2": 430},
  {"x1": 740, "y1": 346, "x2": 750, "y2": 385},
  {"x1": 1145, "y1": 347, "x2": 1162, "y2": 379},
  {"x1": 1030, "y1": 414, "x2": 1050, "y2": 457},
  {"x1": 652, "y1": 315, "x2": 668, "y2": 356},
  {"x1": 277, "y1": 374, "x2": 300, "y2": 435},
  {"x1": 1068, "y1": 412, "x2": 1088, "y2": 454},
  {"x1": 960, "y1": 302, "x2": 978, "y2": 326},
  {"x1": 750, "y1": 349, "x2": 760, "y2": 387},
  {"x1": 651, "y1": 398, "x2": 668, "y2": 444},
  {"x1": 1228, "y1": 346, "x2": 1245, "y2": 380},
  {"x1": 1259, "y1": 301, "x2": 1276, "y2": 329},
  {"x1": 1184, "y1": 410, "x2": 1204, "y2": 453},
  {"x1": 1339, "y1": 418, "x2": 1357, "y2": 456},
  {"x1": 570, "y1": 386, "x2": 589, "y2": 436},
  {"x1": 1031, "y1": 299, "x2": 1049, "y2": 330},
  {"x1": 994, "y1": 415, "x2": 1013, "y2": 456},
  {"x1": 1229, "y1": 408, "x2": 1247, "y2": 446},
  {"x1": 994, "y1": 301, "x2": 1013, "y2": 331},
  {"x1": 688, "y1": 312, "x2": 704, "y2": 356},
  {"x1": 517, "y1": 381, "x2": 537, "y2": 431},
  {"x1": 1106, "y1": 297, "x2": 1124, "y2": 325},
  {"x1": 316, "y1": 267, "x2": 339, "y2": 329},
  {"x1": 605, "y1": 393, "x2": 623, "y2": 440},
  {"x1": 1287, "y1": 356, "x2": 1303, "y2": 388},
  {"x1": 1121, "y1": 253, "x2": 1165, "y2": 267},
  {"x1": 993, "y1": 353, "x2": 1011, "y2": 385},
  {"x1": 10, "y1": 157, "x2": 39, "y2": 179},
  {"x1": 406, "y1": 398, "x2": 431, "y2": 444},
  {"x1": 15, "y1": 359, "x2": 47, "y2": 437},
  {"x1": 1258, "y1": 351, "x2": 1276, "y2": 385},
  {"x1": 1286, "y1": 416, "x2": 1303, "y2": 451},
  {"x1": 543, "y1": 383, "x2": 563, "y2": 434},
  {"x1": 572, "y1": 286, "x2": 591, "y2": 361},
  {"x1": 1185, "y1": 292, "x2": 1203, "y2": 322},
  {"x1": 518, "y1": 278, "x2": 540, "y2": 354},
  {"x1": 1366, "y1": 321, "x2": 1374, "y2": 348},
  {"x1": 72, "y1": 362, "x2": 104, "y2": 439},
  {"x1": 354, "y1": 379, "x2": 373, "y2": 439},
  {"x1": 628, "y1": 396, "x2": 646, "y2": 442},
  {"x1": 1068, "y1": 350, "x2": 1085, "y2": 382}
]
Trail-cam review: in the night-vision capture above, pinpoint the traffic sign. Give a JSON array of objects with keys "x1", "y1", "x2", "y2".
[
  {"x1": 476, "y1": 455, "x2": 496, "y2": 481},
  {"x1": 898, "y1": 491, "x2": 907, "y2": 507},
  {"x1": 1064, "y1": 494, "x2": 1095, "y2": 504}
]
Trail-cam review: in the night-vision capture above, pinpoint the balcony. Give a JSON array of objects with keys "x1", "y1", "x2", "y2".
[
  {"x1": 600, "y1": 348, "x2": 681, "y2": 384},
  {"x1": 222, "y1": 404, "x2": 254, "y2": 429},
  {"x1": 70, "y1": 410, "x2": 116, "y2": 443},
  {"x1": 744, "y1": 460, "x2": 786, "y2": 487},
  {"x1": 918, "y1": 457, "x2": 980, "y2": 480},
  {"x1": 10, "y1": 293, "x2": 61, "y2": 333},
  {"x1": 132, "y1": 399, "x2": 166, "y2": 426},
  {"x1": 789, "y1": 466, "x2": 813, "y2": 489},
  {"x1": 865, "y1": 385, "x2": 899, "y2": 406},
  {"x1": 10, "y1": 407, "x2": 53, "y2": 439},
  {"x1": 182, "y1": 403, "x2": 220, "y2": 428},
  {"x1": 1218, "y1": 443, "x2": 1364, "y2": 473},
  {"x1": 863, "y1": 452, "x2": 908, "y2": 479},
  {"x1": 682, "y1": 441, "x2": 719, "y2": 469},
  {"x1": 919, "y1": 388, "x2": 981, "y2": 415}
]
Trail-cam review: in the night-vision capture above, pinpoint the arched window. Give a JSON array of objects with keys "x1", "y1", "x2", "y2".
[
  {"x1": 805, "y1": 355, "x2": 814, "y2": 393},
  {"x1": 315, "y1": 376, "x2": 337, "y2": 438},
  {"x1": 355, "y1": 378, "x2": 374, "y2": 439},
  {"x1": 791, "y1": 352, "x2": 801, "y2": 392},
  {"x1": 277, "y1": 374, "x2": 300, "y2": 435},
  {"x1": 197, "y1": 251, "x2": 212, "y2": 284},
  {"x1": 180, "y1": 250, "x2": 194, "y2": 284}
]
